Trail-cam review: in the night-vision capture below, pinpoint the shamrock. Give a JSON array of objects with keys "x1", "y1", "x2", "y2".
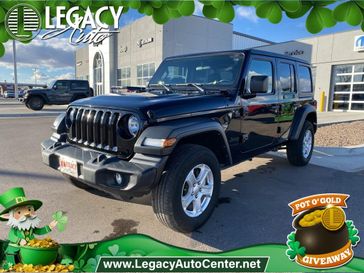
[
  {"x1": 347, "y1": 220, "x2": 360, "y2": 246},
  {"x1": 103, "y1": 244, "x2": 126, "y2": 256},
  {"x1": 60, "y1": 257, "x2": 73, "y2": 266},
  {"x1": 286, "y1": 233, "x2": 306, "y2": 260},
  {"x1": 52, "y1": 211, "x2": 68, "y2": 232}
]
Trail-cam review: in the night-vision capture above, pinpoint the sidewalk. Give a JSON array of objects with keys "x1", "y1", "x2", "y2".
[
  {"x1": 318, "y1": 112, "x2": 364, "y2": 126},
  {"x1": 271, "y1": 145, "x2": 364, "y2": 173}
]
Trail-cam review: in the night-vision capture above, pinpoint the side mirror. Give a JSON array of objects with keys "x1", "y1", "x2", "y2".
[
  {"x1": 52, "y1": 85, "x2": 57, "y2": 90},
  {"x1": 250, "y1": 75, "x2": 269, "y2": 94}
]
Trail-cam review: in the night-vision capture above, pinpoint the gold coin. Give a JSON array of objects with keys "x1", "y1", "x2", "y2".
[{"x1": 322, "y1": 206, "x2": 346, "y2": 231}]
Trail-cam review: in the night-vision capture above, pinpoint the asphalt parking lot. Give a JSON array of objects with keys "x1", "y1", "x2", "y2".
[{"x1": 1, "y1": 98, "x2": 364, "y2": 255}]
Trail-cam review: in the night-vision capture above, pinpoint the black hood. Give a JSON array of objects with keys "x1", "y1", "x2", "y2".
[{"x1": 71, "y1": 93, "x2": 236, "y2": 121}]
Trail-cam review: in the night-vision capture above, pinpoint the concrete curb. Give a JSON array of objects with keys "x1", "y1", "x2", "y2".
[
  {"x1": 314, "y1": 145, "x2": 364, "y2": 156},
  {"x1": 318, "y1": 119, "x2": 364, "y2": 127}
]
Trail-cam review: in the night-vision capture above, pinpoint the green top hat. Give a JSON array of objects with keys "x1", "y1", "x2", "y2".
[{"x1": 0, "y1": 187, "x2": 42, "y2": 221}]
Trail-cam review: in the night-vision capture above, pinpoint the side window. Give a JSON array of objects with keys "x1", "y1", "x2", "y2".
[
  {"x1": 54, "y1": 81, "x2": 69, "y2": 91},
  {"x1": 71, "y1": 81, "x2": 88, "y2": 91},
  {"x1": 247, "y1": 59, "x2": 273, "y2": 94},
  {"x1": 298, "y1": 65, "x2": 313, "y2": 93},
  {"x1": 278, "y1": 62, "x2": 295, "y2": 93}
]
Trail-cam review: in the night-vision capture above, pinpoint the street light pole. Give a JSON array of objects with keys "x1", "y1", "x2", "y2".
[
  {"x1": 33, "y1": 68, "x2": 38, "y2": 84},
  {"x1": 12, "y1": 40, "x2": 18, "y2": 99}
]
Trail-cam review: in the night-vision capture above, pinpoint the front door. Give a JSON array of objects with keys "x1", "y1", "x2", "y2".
[
  {"x1": 240, "y1": 56, "x2": 280, "y2": 154},
  {"x1": 49, "y1": 80, "x2": 70, "y2": 104}
]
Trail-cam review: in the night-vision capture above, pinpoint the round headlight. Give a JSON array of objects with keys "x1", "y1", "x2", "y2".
[{"x1": 127, "y1": 115, "x2": 140, "y2": 137}]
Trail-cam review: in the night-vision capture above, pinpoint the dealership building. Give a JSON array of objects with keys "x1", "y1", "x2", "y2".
[
  {"x1": 75, "y1": 15, "x2": 272, "y2": 95},
  {"x1": 76, "y1": 15, "x2": 364, "y2": 112}
]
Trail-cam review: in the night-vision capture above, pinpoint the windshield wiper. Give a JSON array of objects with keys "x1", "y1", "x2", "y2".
[
  {"x1": 148, "y1": 83, "x2": 172, "y2": 93},
  {"x1": 174, "y1": 83, "x2": 206, "y2": 94}
]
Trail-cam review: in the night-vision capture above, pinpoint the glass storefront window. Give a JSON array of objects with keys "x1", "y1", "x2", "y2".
[
  {"x1": 334, "y1": 84, "x2": 351, "y2": 92},
  {"x1": 334, "y1": 65, "x2": 352, "y2": 74},
  {"x1": 354, "y1": 64, "x2": 364, "y2": 73},
  {"x1": 332, "y1": 63, "x2": 364, "y2": 111},
  {"x1": 335, "y1": 75, "x2": 351, "y2": 83},
  {"x1": 117, "y1": 67, "x2": 131, "y2": 87},
  {"x1": 137, "y1": 63, "x2": 155, "y2": 86}
]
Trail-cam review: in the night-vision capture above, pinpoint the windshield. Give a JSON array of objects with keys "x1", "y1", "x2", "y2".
[
  {"x1": 48, "y1": 80, "x2": 56, "y2": 88},
  {"x1": 149, "y1": 53, "x2": 244, "y2": 88}
]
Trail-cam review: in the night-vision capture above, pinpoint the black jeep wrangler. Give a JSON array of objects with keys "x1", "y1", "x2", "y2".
[
  {"x1": 41, "y1": 49, "x2": 317, "y2": 232},
  {"x1": 23, "y1": 79, "x2": 93, "y2": 111}
]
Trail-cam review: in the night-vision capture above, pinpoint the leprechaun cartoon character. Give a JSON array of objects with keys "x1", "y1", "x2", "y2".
[{"x1": 0, "y1": 187, "x2": 58, "y2": 266}]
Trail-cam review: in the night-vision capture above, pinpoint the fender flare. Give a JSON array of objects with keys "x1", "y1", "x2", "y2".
[
  {"x1": 289, "y1": 104, "x2": 317, "y2": 140},
  {"x1": 134, "y1": 117, "x2": 232, "y2": 165}
]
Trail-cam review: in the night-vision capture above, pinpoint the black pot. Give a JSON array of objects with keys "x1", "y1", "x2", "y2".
[{"x1": 294, "y1": 208, "x2": 349, "y2": 255}]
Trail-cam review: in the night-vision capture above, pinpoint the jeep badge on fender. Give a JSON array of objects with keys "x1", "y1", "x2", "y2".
[{"x1": 41, "y1": 49, "x2": 317, "y2": 233}]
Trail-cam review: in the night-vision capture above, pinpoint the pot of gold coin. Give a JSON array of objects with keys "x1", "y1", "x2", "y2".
[{"x1": 293, "y1": 206, "x2": 349, "y2": 254}]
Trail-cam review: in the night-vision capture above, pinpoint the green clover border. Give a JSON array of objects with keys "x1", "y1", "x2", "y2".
[{"x1": 0, "y1": 0, "x2": 363, "y2": 57}]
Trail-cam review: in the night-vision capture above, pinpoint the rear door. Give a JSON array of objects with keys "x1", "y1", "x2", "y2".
[
  {"x1": 70, "y1": 81, "x2": 89, "y2": 101},
  {"x1": 276, "y1": 59, "x2": 297, "y2": 137},
  {"x1": 240, "y1": 55, "x2": 280, "y2": 153}
]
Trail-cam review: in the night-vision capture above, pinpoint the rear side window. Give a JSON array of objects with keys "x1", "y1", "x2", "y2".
[
  {"x1": 54, "y1": 81, "x2": 69, "y2": 90},
  {"x1": 298, "y1": 65, "x2": 312, "y2": 93},
  {"x1": 71, "y1": 81, "x2": 88, "y2": 90},
  {"x1": 278, "y1": 62, "x2": 295, "y2": 92}
]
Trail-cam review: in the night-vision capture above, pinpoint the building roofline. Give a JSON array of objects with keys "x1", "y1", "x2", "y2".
[
  {"x1": 261, "y1": 28, "x2": 362, "y2": 47},
  {"x1": 164, "y1": 48, "x2": 310, "y2": 64},
  {"x1": 233, "y1": 31, "x2": 274, "y2": 44}
]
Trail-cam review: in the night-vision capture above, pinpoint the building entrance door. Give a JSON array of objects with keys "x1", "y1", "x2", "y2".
[{"x1": 93, "y1": 52, "x2": 104, "y2": 96}]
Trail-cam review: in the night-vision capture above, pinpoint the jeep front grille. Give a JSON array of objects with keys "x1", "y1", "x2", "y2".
[{"x1": 67, "y1": 107, "x2": 126, "y2": 155}]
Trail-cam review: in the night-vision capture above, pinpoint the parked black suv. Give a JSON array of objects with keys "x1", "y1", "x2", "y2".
[
  {"x1": 41, "y1": 50, "x2": 317, "y2": 232},
  {"x1": 23, "y1": 80, "x2": 93, "y2": 110}
]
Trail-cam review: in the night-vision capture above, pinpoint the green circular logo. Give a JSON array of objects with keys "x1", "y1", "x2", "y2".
[{"x1": 5, "y1": 4, "x2": 41, "y2": 42}]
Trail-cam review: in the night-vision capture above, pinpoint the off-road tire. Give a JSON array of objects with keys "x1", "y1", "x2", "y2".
[
  {"x1": 151, "y1": 144, "x2": 221, "y2": 233},
  {"x1": 64, "y1": 175, "x2": 91, "y2": 190},
  {"x1": 26, "y1": 96, "x2": 44, "y2": 111},
  {"x1": 287, "y1": 121, "x2": 315, "y2": 166}
]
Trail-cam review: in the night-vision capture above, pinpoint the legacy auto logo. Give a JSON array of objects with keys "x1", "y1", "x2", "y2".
[
  {"x1": 5, "y1": 4, "x2": 41, "y2": 41},
  {"x1": 5, "y1": 4, "x2": 124, "y2": 45}
]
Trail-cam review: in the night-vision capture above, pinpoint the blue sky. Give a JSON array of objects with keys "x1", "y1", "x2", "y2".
[{"x1": 0, "y1": 3, "x2": 360, "y2": 86}]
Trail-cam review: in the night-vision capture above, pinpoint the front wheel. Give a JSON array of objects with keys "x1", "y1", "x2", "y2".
[
  {"x1": 287, "y1": 121, "x2": 315, "y2": 166},
  {"x1": 152, "y1": 144, "x2": 221, "y2": 233}
]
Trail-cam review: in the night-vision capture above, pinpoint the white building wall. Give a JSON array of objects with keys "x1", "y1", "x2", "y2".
[
  {"x1": 88, "y1": 34, "x2": 117, "y2": 95},
  {"x1": 233, "y1": 33, "x2": 271, "y2": 50},
  {"x1": 162, "y1": 16, "x2": 233, "y2": 58}
]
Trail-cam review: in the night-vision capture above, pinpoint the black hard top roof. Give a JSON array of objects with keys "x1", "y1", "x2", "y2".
[{"x1": 165, "y1": 48, "x2": 311, "y2": 65}]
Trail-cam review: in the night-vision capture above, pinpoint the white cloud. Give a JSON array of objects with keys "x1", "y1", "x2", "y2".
[
  {"x1": 0, "y1": 36, "x2": 75, "y2": 70},
  {"x1": 236, "y1": 6, "x2": 259, "y2": 23},
  {"x1": 194, "y1": 0, "x2": 204, "y2": 16}
]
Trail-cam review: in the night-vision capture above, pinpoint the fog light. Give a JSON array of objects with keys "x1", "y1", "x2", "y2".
[{"x1": 115, "y1": 173, "x2": 123, "y2": 185}]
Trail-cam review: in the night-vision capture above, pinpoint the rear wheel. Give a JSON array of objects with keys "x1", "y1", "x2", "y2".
[
  {"x1": 152, "y1": 144, "x2": 221, "y2": 233},
  {"x1": 64, "y1": 175, "x2": 91, "y2": 190},
  {"x1": 287, "y1": 121, "x2": 314, "y2": 166},
  {"x1": 26, "y1": 96, "x2": 44, "y2": 111}
]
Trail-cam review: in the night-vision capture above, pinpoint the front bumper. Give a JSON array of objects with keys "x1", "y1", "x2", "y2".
[{"x1": 41, "y1": 137, "x2": 168, "y2": 199}]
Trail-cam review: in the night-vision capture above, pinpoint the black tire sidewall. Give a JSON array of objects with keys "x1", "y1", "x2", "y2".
[
  {"x1": 28, "y1": 96, "x2": 44, "y2": 110},
  {"x1": 295, "y1": 122, "x2": 315, "y2": 165},
  {"x1": 154, "y1": 145, "x2": 221, "y2": 232}
]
